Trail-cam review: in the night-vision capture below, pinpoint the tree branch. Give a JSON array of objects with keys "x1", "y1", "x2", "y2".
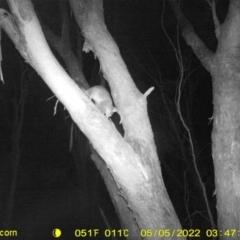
[{"x1": 167, "y1": 0, "x2": 214, "y2": 72}]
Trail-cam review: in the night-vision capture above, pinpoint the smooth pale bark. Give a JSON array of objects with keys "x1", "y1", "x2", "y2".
[
  {"x1": 70, "y1": 1, "x2": 183, "y2": 236},
  {"x1": 1, "y1": 0, "x2": 183, "y2": 238}
]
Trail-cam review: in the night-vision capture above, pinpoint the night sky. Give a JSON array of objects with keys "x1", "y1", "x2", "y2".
[{"x1": 0, "y1": 0, "x2": 228, "y2": 239}]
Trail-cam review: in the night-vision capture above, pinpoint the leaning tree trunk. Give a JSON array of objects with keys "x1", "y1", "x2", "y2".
[{"x1": 0, "y1": 0, "x2": 183, "y2": 239}]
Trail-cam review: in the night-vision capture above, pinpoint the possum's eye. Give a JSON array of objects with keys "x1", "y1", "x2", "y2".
[{"x1": 91, "y1": 99, "x2": 96, "y2": 104}]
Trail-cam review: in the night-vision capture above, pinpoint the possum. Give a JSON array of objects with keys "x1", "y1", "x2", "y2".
[{"x1": 86, "y1": 85, "x2": 117, "y2": 118}]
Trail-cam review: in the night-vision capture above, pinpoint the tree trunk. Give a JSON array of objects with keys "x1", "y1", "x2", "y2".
[
  {"x1": 1, "y1": 0, "x2": 183, "y2": 239},
  {"x1": 212, "y1": 53, "x2": 240, "y2": 230},
  {"x1": 169, "y1": 0, "x2": 240, "y2": 235}
]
